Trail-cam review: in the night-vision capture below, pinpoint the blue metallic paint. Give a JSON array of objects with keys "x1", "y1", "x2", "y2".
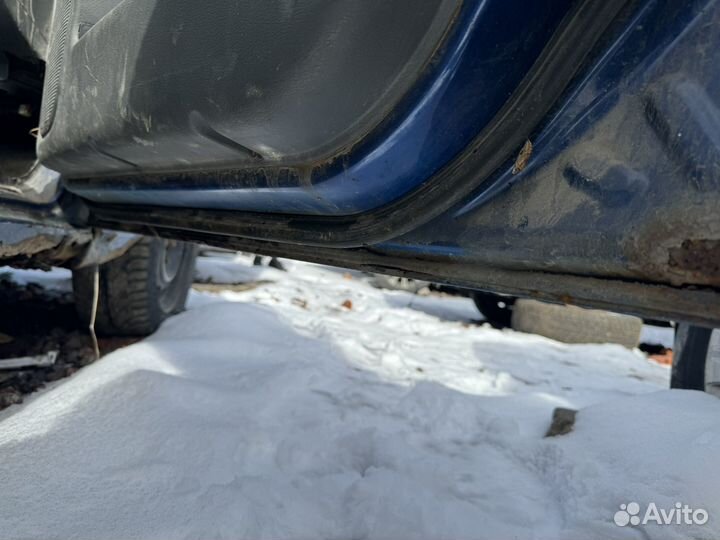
[{"x1": 385, "y1": 0, "x2": 720, "y2": 289}]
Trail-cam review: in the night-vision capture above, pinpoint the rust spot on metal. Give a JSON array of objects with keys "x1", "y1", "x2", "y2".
[
  {"x1": 669, "y1": 239, "x2": 720, "y2": 276},
  {"x1": 622, "y1": 198, "x2": 720, "y2": 287},
  {"x1": 511, "y1": 139, "x2": 533, "y2": 175}
]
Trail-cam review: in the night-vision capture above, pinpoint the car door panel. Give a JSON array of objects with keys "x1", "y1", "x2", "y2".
[{"x1": 2, "y1": 0, "x2": 719, "y2": 323}]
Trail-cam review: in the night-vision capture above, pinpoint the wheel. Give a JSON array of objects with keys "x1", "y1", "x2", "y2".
[
  {"x1": 510, "y1": 298, "x2": 643, "y2": 348},
  {"x1": 73, "y1": 237, "x2": 197, "y2": 336},
  {"x1": 671, "y1": 324, "x2": 720, "y2": 395},
  {"x1": 471, "y1": 291, "x2": 515, "y2": 328}
]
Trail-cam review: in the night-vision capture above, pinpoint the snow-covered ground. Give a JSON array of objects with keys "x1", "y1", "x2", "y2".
[{"x1": 1, "y1": 254, "x2": 718, "y2": 540}]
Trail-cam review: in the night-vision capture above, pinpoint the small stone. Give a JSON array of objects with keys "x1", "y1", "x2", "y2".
[{"x1": 545, "y1": 407, "x2": 577, "y2": 437}]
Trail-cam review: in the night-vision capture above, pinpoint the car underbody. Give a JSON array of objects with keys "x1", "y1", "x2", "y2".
[{"x1": 0, "y1": 0, "x2": 718, "y2": 326}]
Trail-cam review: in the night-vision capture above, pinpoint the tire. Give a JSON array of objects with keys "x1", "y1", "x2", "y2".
[
  {"x1": 472, "y1": 291, "x2": 515, "y2": 328},
  {"x1": 671, "y1": 324, "x2": 720, "y2": 395},
  {"x1": 73, "y1": 237, "x2": 197, "y2": 336},
  {"x1": 510, "y1": 299, "x2": 643, "y2": 348}
]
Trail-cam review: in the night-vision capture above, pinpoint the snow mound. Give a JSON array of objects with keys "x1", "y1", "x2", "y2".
[{"x1": 2, "y1": 258, "x2": 714, "y2": 540}]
